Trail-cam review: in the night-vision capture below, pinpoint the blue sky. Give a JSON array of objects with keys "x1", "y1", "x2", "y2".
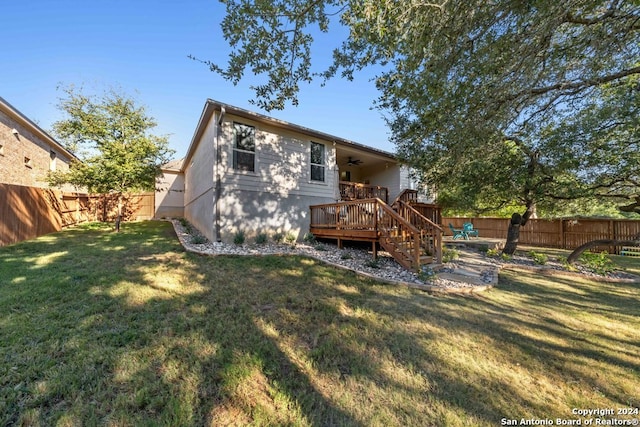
[{"x1": 0, "y1": 0, "x2": 393, "y2": 158}]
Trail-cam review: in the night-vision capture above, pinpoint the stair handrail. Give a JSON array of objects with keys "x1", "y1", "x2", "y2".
[
  {"x1": 391, "y1": 189, "x2": 419, "y2": 208},
  {"x1": 375, "y1": 198, "x2": 420, "y2": 234},
  {"x1": 396, "y1": 200, "x2": 443, "y2": 232},
  {"x1": 396, "y1": 200, "x2": 443, "y2": 264},
  {"x1": 375, "y1": 198, "x2": 422, "y2": 270}
]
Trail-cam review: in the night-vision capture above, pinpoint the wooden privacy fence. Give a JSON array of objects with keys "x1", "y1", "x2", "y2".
[
  {"x1": 0, "y1": 183, "x2": 154, "y2": 246},
  {"x1": 444, "y1": 217, "x2": 640, "y2": 254}
]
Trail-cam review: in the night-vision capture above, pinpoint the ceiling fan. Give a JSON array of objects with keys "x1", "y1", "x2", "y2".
[{"x1": 345, "y1": 156, "x2": 362, "y2": 166}]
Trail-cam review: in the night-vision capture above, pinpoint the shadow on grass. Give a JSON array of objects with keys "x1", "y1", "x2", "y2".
[{"x1": 1, "y1": 221, "x2": 639, "y2": 425}]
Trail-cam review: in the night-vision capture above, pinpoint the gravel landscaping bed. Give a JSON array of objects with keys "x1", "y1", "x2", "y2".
[
  {"x1": 171, "y1": 219, "x2": 487, "y2": 290},
  {"x1": 486, "y1": 253, "x2": 638, "y2": 281},
  {"x1": 171, "y1": 219, "x2": 638, "y2": 290}
]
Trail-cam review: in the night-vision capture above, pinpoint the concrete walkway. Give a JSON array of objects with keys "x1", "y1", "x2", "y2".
[{"x1": 436, "y1": 247, "x2": 500, "y2": 288}]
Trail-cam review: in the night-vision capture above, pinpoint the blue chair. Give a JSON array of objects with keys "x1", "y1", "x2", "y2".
[
  {"x1": 449, "y1": 223, "x2": 468, "y2": 240},
  {"x1": 463, "y1": 222, "x2": 479, "y2": 238}
]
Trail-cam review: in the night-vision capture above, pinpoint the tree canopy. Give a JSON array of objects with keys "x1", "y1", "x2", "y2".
[
  {"x1": 49, "y1": 87, "x2": 173, "y2": 228},
  {"x1": 207, "y1": 0, "x2": 639, "y2": 249}
]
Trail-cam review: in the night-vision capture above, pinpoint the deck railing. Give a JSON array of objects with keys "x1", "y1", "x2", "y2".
[
  {"x1": 392, "y1": 189, "x2": 418, "y2": 205},
  {"x1": 339, "y1": 181, "x2": 389, "y2": 204},
  {"x1": 410, "y1": 203, "x2": 442, "y2": 226},
  {"x1": 392, "y1": 190, "x2": 442, "y2": 224},
  {"x1": 310, "y1": 197, "x2": 443, "y2": 270},
  {"x1": 395, "y1": 200, "x2": 443, "y2": 263},
  {"x1": 310, "y1": 199, "x2": 379, "y2": 230}
]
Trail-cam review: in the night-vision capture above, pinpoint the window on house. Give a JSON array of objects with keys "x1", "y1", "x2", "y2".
[
  {"x1": 310, "y1": 142, "x2": 325, "y2": 182},
  {"x1": 24, "y1": 156, "x2": 32, "y2": 168},
  {"x1": 50, "y1": 151, "x2": 57, "y2": 171},
  {"x1": 233, "y1": 122, "x2": 255, "y2": 172}
]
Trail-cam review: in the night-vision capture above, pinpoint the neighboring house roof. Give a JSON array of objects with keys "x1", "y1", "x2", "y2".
[
  {"x1": 161, "y1": 158, "x2": 184, "y2": 171},
  {"x1": 182, "y1": 99, "x2": 397, "y2": 172},
  {"x1": 0, "y1": 96, "x2": 78, "y2": 161}
]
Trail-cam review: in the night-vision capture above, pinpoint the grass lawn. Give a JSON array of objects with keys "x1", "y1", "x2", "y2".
[{"x1": 1, "y1": 221, "x2": 639, "y2": 426}]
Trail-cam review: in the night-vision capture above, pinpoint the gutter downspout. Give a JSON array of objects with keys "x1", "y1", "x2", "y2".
[{"x1": 215, "y1": 106, "x2": 225, "y2": 242}]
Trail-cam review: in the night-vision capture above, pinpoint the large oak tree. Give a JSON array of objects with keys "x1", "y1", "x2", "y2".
[{"x1": 204, "y1": 0, "x2": 640, "y2": 252}]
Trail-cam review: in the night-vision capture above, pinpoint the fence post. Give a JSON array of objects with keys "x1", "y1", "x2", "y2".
[{"x1": 610, "y1": 219, "x2": 616, "y2": 254}]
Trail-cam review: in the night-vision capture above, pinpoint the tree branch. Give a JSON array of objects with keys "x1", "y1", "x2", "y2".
[{"x1": 522, "y1": 66, "x2": 640, "y2": 99}]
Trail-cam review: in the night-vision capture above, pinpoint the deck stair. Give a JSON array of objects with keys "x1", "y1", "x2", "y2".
[{"x1": 310, "y1": 194, "x2": 443, "y2": 271}]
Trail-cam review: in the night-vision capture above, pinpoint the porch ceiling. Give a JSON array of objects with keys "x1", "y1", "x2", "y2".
[{"x1": 335, "y1": 145, "x2": 396, "y2": 171}]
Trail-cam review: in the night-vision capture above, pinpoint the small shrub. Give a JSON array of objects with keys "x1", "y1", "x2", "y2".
[
  {"x1": 528, "y1": 251, "x2": 548, "y2": 265},
  {"x1": 477, "y1": 244, "x2": 490, "y2": 253},
  {"x1": 285, "y1": 232, "x2": 297, "y2": 245},
  {"x1": 419, "y1": 266, "x2": 437, "y2": 282},
  {"x1": 340, "y1": 252, "x2": 353, "y2": 260},
  {"x1": 303, "y1": 233, "x2": 316, "y2": 244},
  {"x1": 191, "y1": 234, "x2": 207, "y2": 245},
  {"x1": 579, "y1": 251, "x2": 614, "y2": 275},
  {"x1": 178, "y1": 218, "x2": 193, "y2": 234},
  {"x1": 556, "y1": 255, "x2": 578, "y2": 272},
  {"x1": 486, "y1": 248, "x2": 500, "y2": 257},
  {"x1": 442, "y1": 247, "x2": 459, "y2": 263},
  {"x1": 500, "y1": 253, "x2": 512, "y2": 261},
  {"x1": 364, "y1": 259, "x2": 380, "y2": 269},
  {"x1": 233, "y1": 230, "x2": 245, "y2": 245},
  {"x1": 314, "y1": 243, "x2": 328, "y2": 251},
  {"x1": 255, "y1": 233, "x2": 268, "y2": 245},
  {"x1": 272, "y1": 232, "x2": 284, "y2": 244}
]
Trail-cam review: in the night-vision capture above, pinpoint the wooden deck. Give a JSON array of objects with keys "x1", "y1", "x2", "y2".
[{"x1": 310, "y1": 194, "x2": 443, "y2": 271}]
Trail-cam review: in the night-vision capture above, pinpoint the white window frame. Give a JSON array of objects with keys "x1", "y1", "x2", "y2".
[
  {"x1": 232, "y1": 122, "x2": 256, "y2": 172},
  {"x1": 310, "y1": 141, "x2": 325, "y2": 182}
]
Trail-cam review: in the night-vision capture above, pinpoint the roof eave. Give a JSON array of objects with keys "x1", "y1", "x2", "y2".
[{"x1": 181, "y1": 99, "x2": 397, "y2": 172}]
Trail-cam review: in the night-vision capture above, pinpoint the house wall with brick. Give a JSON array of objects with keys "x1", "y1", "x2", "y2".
[{"x1": 0, "y1": 97, "x2": 75, "y2": 189}]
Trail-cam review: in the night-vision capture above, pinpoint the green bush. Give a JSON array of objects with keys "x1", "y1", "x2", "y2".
[
  {"x1": 364, "y1": 259, "x2": 380, "y2": 269},
  {"x1": 255, "y1": 233, "x2": 268, "y2": 245},
  {"x1": 500, "y1": 253, "x2": 512, "y2": 261},
  {"x1": 340, "y1": 252, "x2": 352, "y2": 260},
  {"x1": 233, "y1": 230, "x2": 246, "y2": 245},
  {"x1": 191, "y1": 234, "x2": 207, "y2": 245},
  {"x1": 303, "y1": 233, "x2": 316, "y2": 244},
  {"x1": 419, "y1": 266, "x2": 437, "y2": 282},
  {"x1": 486, "y1": 248, "x2": 500, "y2": 257},
  {"x1": 285, "y1": 232, "x2": 297, "y2": 245},
  {"x1": 442, "y1": 247, "x2": 459, "y2": 263},
  {"x1": 579, "y1": 251, "x2": 614, "y2": 275},
  {"x1": 556, "y1": 255, "x2": 578, "y2": 271},
  {"x1": 528, "y1": 251, "x2": 548, "y2": 265},
  {"x1": 272, "y1": 232, "x2": 284, "y2": 244},
  {"x1": 314, "y1": 244, "x2": 328, "y2": 251}
]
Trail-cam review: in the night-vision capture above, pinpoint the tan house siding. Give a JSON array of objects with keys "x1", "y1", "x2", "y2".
[
  {"x1": 210, "y1": 113, "x2": 338, "y2": 241},
  {"x1": 178, "y1": 100, "x2": 410, "y2": 243},
  {"x1": 155, "y1": 167, "x2": 184, "y2": 218},
  {"x1": 0, "y1": 97, "x2": 74, "y2": 189},
  {"x1": 183, "y1": 113, "x2": 217, "y2": 242},
  {"x1": 219, "y1": 114, "x2": 337, "y2": 199}
]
